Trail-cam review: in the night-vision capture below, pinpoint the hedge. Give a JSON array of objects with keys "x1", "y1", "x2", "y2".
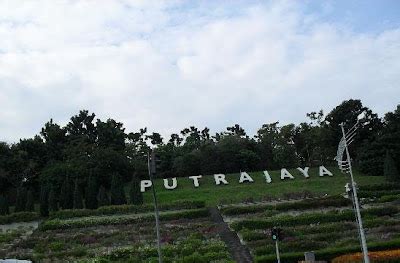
[
  {"x1": 255, "y1": 238, "x2": 400, "y2": 263},
  {"x1": 358, "y1": 190, "x2": 400, "y2": 199},
  {"x1": 361, "y1": 183, "x2": 400, "y2": 192},
  {"x1": 50, "y1": 200, "x2": 205, "y2": 220},
  {"x1": 221, "y1": 196, "x2": 351, "y2": 216},
  {"x1": 231, "y1": 206, "x2": 398, "y2": 231},
  {"x1": 0, "y1": 212, "x2": 40, "y2": 224},
  {"x1": 40, "y1": 208, "x2": 210, "y2": 230}
]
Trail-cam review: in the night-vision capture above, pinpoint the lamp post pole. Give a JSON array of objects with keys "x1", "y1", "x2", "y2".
[
  {"x1": 339, "y1": 123, "x2": 369, "y2": 263},
  {"x1": 148, "y1": 150, "x2": 163, "y2": 263}
]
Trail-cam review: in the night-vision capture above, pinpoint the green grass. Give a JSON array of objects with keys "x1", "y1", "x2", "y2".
[{"x1": 142, "y1": 167, "x2": 386, "y2": 206}]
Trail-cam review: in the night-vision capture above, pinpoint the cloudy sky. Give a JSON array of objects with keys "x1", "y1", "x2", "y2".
[{"x1": 0, "y1": 0, "x2": 399, "y2": 142}]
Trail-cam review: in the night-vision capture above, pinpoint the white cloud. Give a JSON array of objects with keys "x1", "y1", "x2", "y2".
[{"x1": 0, "y1": 1, "x2": 399, "y2": 142}]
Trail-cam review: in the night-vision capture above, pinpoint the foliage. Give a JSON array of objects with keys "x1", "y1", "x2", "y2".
[
  {"x1": 40, "y1": 184, "x2": 49, "y2": 217},
  {"x1": 110, "y1": 174, "x2": 126, "y2": 205},
  {"x1": 0, "y1": 211, "x2": 39, "y2": 224},
  {"x1": 0, "y1": 194, "x2": 9, "y2": 215},
  {"x1": 384, "y1": 151, "x2": 400, "y2": 182},
  {"x1": 85, "y1": 175, "x2": 98, "y2": 209},
  {"x1": 129, "y1": 174, "x2": 143, "y2": 205},
  {"x1": 73, "y1": 180, "x2": 84, "y2": 209}
]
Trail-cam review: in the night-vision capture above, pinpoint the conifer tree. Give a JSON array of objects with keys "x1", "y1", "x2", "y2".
[
  {"x1": 48, "y1": 186, "x2": 59, "y2": 212},
  {"x1": 15, "y1": 187, "x2": 27, "y2": 212},
  {"x1": 85, "y1": 175, "x2": 98, "y2": 209},
  {"x1": 25, "y1": 189, "x2": 35, "y2": 212},
  {"x1": 110, "y1": 173, "x2": 126, "y2": 205},
  {"x1": 40, "y1": 185, "x2": 49, "y2": 217},
  {"x1": 60, "y1": 176, "x2": 73, "y2": 209},
  {"x1": 129, "y1": 174, "x2": 143, "y2": 205},
  {"x1": 384, "y1": 150, "x2": 400, "y2": 182},
  {"x1": 73, "y1": 180, "x2": 84, "y2": 209},
  {"x1": 0, "y1": 195, "x2": 9, "y2": 215},
  {"x1": 97, "y1": 185, "x2": 109, "y2": 207}
]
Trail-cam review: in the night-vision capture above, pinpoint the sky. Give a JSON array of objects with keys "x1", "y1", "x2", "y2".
[{"x1": 0, "y1": 0, "x2": 399, "y2": 142}]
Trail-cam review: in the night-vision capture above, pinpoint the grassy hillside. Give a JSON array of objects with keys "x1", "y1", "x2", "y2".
[{"x1": 143, "y1": 167, "x2": 386, "y2": 206}]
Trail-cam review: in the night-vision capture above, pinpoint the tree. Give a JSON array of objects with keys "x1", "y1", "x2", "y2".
[
  {"x1": 25, "y1": 189, "x2": 35, "y2": 212},
  {"x1": 129, "y1": 174, "x2": 143, "y2": 205},
  {"x1": 48, "y1": 186, "x2": 59, "y2": 212},
  {"x1": 384, "y1": 151, "x2": 399, "y2": 182},
  {"x1": 73, "y1": 180, "x2": 84, "y2": 209},
  {"x1": 40, "y1": 185, "x2": 49, "y2": 217},
  {"x1": 60, "y1": 176, "x2": 73, "y2": 209},
  {"x1": 110, "y1": 173, "x2": 126, "y2": 205},
  {"x1": 15, "y1": 187, "x2": 27, "y2": 213},
  {"x1": 0, "y1": 195, "x2": 9, "y2": 215},
  {"x1": 97, "y1": 185, "x2": 109, "y2": 207},
  {"x1": 85, "y1": 175, "x2": 98, "y2": 209}
]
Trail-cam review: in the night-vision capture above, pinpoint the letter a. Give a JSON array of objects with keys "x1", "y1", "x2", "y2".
[
  {"x1": 239, "y1": 172, "x2": 254, "y2": 183},
  {"x1": 281, "y1": 168, "x2": 294, "y2": 180},
  {"x1": 319, "y1": 166, "x2": 333, "y2": 177}
]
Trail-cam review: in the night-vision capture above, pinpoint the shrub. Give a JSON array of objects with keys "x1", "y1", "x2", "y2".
[
  {"x1": 0, "y1": 195, "x2": 9, "y2": 215},
  {"x1": 73, "y1": 180, "x2": 84, "y2": 209},
  {"x1": 40, "y1": 185, "x2": 49, "y2": 217},
  {"x1": 25, "y1": 189, "x2": 35, "y2": 212},
  {"x1": 384, "y1": 151, "x2": 400, "y2": 182},
  {"x1": 110, "y1": 173, "x2": 126, "y2": 205},
  {"x1": 332, "y1": 249, "x2": 400, "y2": 263},
  {"x1": 129, "y1": 174, "x2": 143, "y2": 205},
  {"x1": 60, "y1": 176, "x2": 73, "y2": 209},
  {"x1": 85, "y1": 175, "x2": 98, "y2": 209},
  {"x1": 97, "y1": 185, "x2": 109, "y2": 207},
  {"x1": 15, "y1": 187, "x2": 27, "y2": 213},
  {"x1": 0, "y1": 211, "x2": 40, "y2": 224}
]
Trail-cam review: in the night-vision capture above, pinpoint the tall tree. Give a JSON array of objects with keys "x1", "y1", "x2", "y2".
[
  {"x1": 85, "y1": 175, "x2": 98, "y2": 209},
  {"x1": 40, "y1": 185, "x2": 49, "y2": 217},
  {"x1": 25, "y1": 189, "x2": 35, "y2": 212},
  {"x1": 73, "y1": 180, "x2": 84, "y2": 209},
  {"x1": 48, "y1": 186, "x2": 59, "y2": 212},
  {"x1": 384, "y1": 151, "x2": 399, "y2": 182},
  {"x1": 97, "y1": 185, "x2": 109, "y2": 207},
  {"x1": 110, "y1": 174, "x2": 126, "y2": 205},
  {"x1": 129, "y1": 174, "x2": 143, "y2": 205},
  {"x1": 60, "y1": 176, "x2": 73, "y2": 209},
  {"x1": 15, "y1": 187, "x2": 27, "y2": 213},
  {"x1": 0, "y1": 195, "x2": 9, "y2": 215}
]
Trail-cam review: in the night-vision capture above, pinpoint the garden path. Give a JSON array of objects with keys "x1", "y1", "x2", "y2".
[{"x1": 209, "y1": 207, "x2": 253, "y2": 263}]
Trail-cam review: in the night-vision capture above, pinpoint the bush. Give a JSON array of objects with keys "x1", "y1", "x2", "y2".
[
  {"x1": 0, "y1": 211, "x2": 40, "y2": 224},
  {"x1": 332, "y1": 249, "x2": 400, "y2": 263},
  {"x1": 50, "y1": 200, "x2": 206, "y2": 219},
  {"x1": 40, "y1": 208, "x2": 209, "y2": 230},
  {"x1": 0, "y1": 195, "x2": 9, "y2": 215}
]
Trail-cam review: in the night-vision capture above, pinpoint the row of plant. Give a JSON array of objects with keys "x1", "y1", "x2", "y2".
[
  {"x1": 360, "y1": 183, "x2": 400, "y2": 192},
  {"x1": 220, "y1": 195, "x2": 351, "y2": 216},
  {"x1": 254, "y1": 238, "x2": 400, "y2": 263},
  {"x1": 0, "y1": 211, "x2": 40, "y2": 224},
  {"x1": 80, "y1": 233, "x2": 233, "y2": 263},
  {"x1": 332, "y1": 248, "x2": 400, "y2": 263},
  {"x1": 231, "y1": 206, "x2": 399, "y2": 231},
  {"x1": 40, "y1": 208, "x2": 210, "y2": 230},
  {"x1": 358, "y1": 190, "x2": 400, "y2": 199},
  {"x1": 49, "y1": 200, "x2": 205, "y2": 219}
]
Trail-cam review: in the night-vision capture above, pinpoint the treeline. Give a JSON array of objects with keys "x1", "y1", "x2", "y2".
[{"x1": 0, "y1": 99, "x2": 399, "y2": 214}]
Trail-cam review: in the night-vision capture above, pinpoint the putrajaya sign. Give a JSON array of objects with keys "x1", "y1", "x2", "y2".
[{"x1": 140, "y1": 165, "x2": 333, "y2": 192}]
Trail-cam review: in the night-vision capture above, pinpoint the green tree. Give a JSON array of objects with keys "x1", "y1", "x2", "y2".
[
  {"x1": 73, "y1": 180, "x2": 84, "y2": 209},
  {"x1": 129, "y1": 174, "x2": 143, "y2": 205},
  {"x1": 97, "y1": 185, "x2": 109, "y2": 207},
  {"x1": 25, "y1": 189, "x2": 35, "y2": 212},
  {"x1": 110, "y1": 174, "x2": 126, "y2": 205},
  {"x1": 60, "y1": 176, "x2": 73, "y2": 209},
  {"x1": 15, "y1": 187, "x2": 27, "y2": 212},
  {"x1": 85, "y1": 175, "x2": 98, "y2": 209},
  {"x1": 48, "y1": 186, "x2": 59, "y2": 212},
  {"x1": 384, "y1": 151, "x2": 399, "y2": 182},
  {"x1": 0, "y1": 195, "x2": 9, "y2": 215},
  {"x1": 40, "y1": 185, "x2": 49, "y2": 217}
]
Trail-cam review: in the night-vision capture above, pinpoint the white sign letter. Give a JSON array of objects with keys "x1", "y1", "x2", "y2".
[
  {"x1": 239, "y1": 172, "x2": 254, "y2": 183},
  {"x1": 263, "y1": 171, "x2": 272, "y2": 183},
  {"x1": 141, "y1": 180, "x2": 152, "y2": 192},
  {"x1": 189, "y1": 175, "x2": 202, "y2": 188},
  {"x1": 319, "y1": 166, "x2": 333, "y2": 177},
  {"x1": 297, "y1": 167, "x2": 310, "y2": 178},
  {"x1": 214, "y1": 174, "x2": 229, "y2": 185},
  {"x1": 281, "y1": 168, "x2": 294, "y2": 180},
  {"x1": 163, "y1": 178, "x2": 177, "y2": 190}
]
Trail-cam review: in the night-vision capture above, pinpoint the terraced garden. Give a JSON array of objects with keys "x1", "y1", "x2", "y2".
[{"x1": 1, "y1": 168, "x2": 400, "y2": 262}]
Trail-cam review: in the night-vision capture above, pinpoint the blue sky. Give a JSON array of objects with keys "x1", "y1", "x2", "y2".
[{"x1": 0, "y1": 0, "x2": 399, "y2": 142}]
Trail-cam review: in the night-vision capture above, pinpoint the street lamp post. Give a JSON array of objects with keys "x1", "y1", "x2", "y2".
[
  {"x1": 336, "y1": 122, "x2": 370, "y2": 263},
  {"x1": 148, "y1": 149, "x2": 163, "y2": 263}
]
